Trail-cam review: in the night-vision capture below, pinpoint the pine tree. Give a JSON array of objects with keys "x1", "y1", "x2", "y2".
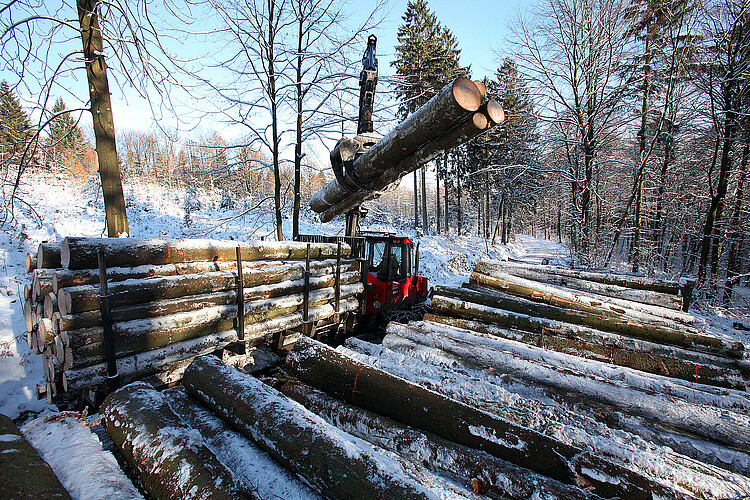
[
  {"x1": 392, "y1": 0, "x2": 465, "y2": 232},
  {"x1": 47, "y1": 97, "x2": 85, "y2": 168},
  {"x1": 0, "y1": 80, "x2": 34, "y2": 171}
]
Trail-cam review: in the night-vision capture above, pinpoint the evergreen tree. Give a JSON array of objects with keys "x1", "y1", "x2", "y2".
[
  {"x1": 392, "y1": 0, "x2": 465, "y2": 231},
  {"x1": 0, "y1": 80, "x2": 34, "y2": 171},
  {"x1": 47, "y1": 97, "x2": 85, "y2": 167}
]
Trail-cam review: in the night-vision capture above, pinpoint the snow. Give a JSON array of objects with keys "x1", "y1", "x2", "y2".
[{"x1": 1, "y1": 173, "x2": 748, "y2": 498}]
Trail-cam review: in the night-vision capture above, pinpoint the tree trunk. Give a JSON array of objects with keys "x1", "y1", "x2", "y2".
[
  {"x1": 101, "y1": 382, "x2": 250, "y2": 499},
  {"x1": 182, "y1": 354, "x2": 439, "y2": 500},
  {"x1": 414, "y1": 169, "x2": 419, "y2": 230},
  {"x1": 724, "y1": 140, "x2": 748, "y2": 304},
  {"x1": 293, "y1": 15, "x2": 303, "y2": 241},
  {"x1": 421, "y1": 166, "x2": 428, "y2": 233},
  {"x1": 280, "y1": 381, "x2": 598, "y2": 500},
  {"x1": 77, "y1": 0, "x2": 129, "y2": 237}
]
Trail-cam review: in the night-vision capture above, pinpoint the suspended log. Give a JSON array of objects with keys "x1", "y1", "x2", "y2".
[
  {"x1": 61, "y1": 236, "x2": 349, "y2": 270},
  {"x1": 286, "y1": 336, "x2": 670, "y2": 499},
  {"x1": 61, "y1": 284, "x2": 362, "y2": 369},
  {"x1": 37, "y1": 242, "x2": 61, "y2": 270},
  {"x1": 386, "y1": 321, "x2": 750, "y2": 450},
  {"x1": 320, "y1": 109, "x2": 498, "y2": 222},
  {"x1": 0, "y1": 414, "x2": 71, "y2": 499},
  {"x1": 25, "y1": 252, "x2": 37, "y2": 273},
  {"x1": 310, "y1": 77, "x2": 482, "y2": 214},
  {"x1": 182, "y1": 354, "x2": 445, "y2": 500},
  {"x1": 162, "y1": 386, "x2": 322, "y2": 500},
  {"x1": 351, "y1": 335, "x2": 750, "y2": 494},
  {"x1": 54, "y1": 270, "x2": 361, "y2": 332},
  {"x1": 280, "y1": 381, "x2": 598, "y2": 500},
  {"x1": 57, "y1": 259, "x2": 358, "y2": 315},
  {"x1": 51, "y1": 259, "x2": 283, "y2": 292},
  {"x1": 62, "y1": 329, "x2": 239, "y2": 392},
  {"x1": 101, "y1": 381, "x2": 252, "y2": 499},
  {"x1": 435, "y1": 285, "x2": 744, "y2": 359},
  {"x1": 479, "y1": 260, "x2": 684, "y2": 310},
  {"x1": 423, "y1": 313, "x2": 748, "y2": 390},
  {"x1": 471, "y1": 270, "x2": 695, "y2": 331}
]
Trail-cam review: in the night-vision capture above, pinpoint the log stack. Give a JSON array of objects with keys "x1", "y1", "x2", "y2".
[{"x1": 24, "y1": 236, "x2": 362, "y2": 403}]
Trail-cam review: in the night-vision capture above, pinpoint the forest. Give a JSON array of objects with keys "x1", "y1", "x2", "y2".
[{"x1": 1, "y1": 0, "x2": 749, "y2": 313}]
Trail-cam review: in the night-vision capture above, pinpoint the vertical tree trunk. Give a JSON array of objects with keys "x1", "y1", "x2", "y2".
[
  {"x1": 413, "y1": 170, "x2": 419, "y2": 230},
  {"x1": 77, "y1": 0, "x2": 129, "y2": 238},
  {"x1": 633, "y1": 36, "x2": 652, "y2": 273},
  {"x1": 457, "y1": 175, "x2": 462, "y2": 235},
  {"x1": 444, "y1": 155, "x2": 450, "y2": 234},
  {"x1": 421, "y1": 166, "x2": 428, "y2": 233},
  {"x1": 724, "y1": 140, "x2": 748, "y2": 304},
  {"x1": 268, "y1": 0, "x2": 284, "y2": 241},
  {"x1": 293, "y1": 15, "x2": 303, "y2": 241}
]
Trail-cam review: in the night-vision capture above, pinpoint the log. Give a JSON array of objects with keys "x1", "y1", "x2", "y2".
[
  {"x1": 62, "y1": 329, "x2": 240, "y2": 392},
  {"x1": 348, "y1": 336, "x2": 750, "y2": 495},
  {"x1": 436, "y1": 285, "x2": 744, "y2": 359},
  {"x1": 162, "y1": 386, "x2": 322, "y2": 500},
  {"x1": 23, "y1": 299, "x2": 35, "y2": 333},
  {"x1": 286, "y1": 336, "x2": 670, "y2": 499},
  {"x1": 51, "y1": 259, "x2": 282, "y2": 292},
  {"x1": 61, "y1": 236, "x2": 350, "y2": 270},
  {"x1": 44, "y1": 291, "x2": 57, "y2": 318},
  {"x1": 182, "y1": 354, "x2": 446, "y2": 500},
  {"x1": 423, "y1": 313, "x2": 748, "y2": 390},
  {"x1": 471, "y1": 270, "x2": 695, "y2": 330},
  {"x1": 320, "y1": 111, "x2": 495, "y2": 222},
  {"x1": 57, "y1": 258, "x2": 359, "y2": 315},
  {"x1": 61, "y1": 283, "x2": 363, "y2": 369},
  {"x1": 479, "y1": 260, "x2": 687, "y2": 296},
  {"x1": 479, "y1": 260, "x2": 684, "y2": 310},
  {"x1": 280, "y1": 380, "x2": 598, "y2": 500},
  {"x1": 101, "y1": 381, "x2": 252, "y2": 499},
  {"x1": 310, "y1": 77, "x2": 482, "y2": 214},
  {"x1": 37, "y1": 242, "x2": 62, "y2": 269},
  {"x1": 25, "y1": 252, "x2": 36, "y2": 273},
  {"x1": 32, "y1": 273, "x2": 53, "y2": 301},
  {"x1": 386, "y1": 321, "x2": 750, "y2": 450},
  {"x1": 54, "y1": 270, "x2": 361, "y2": 332},
  {"x1": 0, "y1": 414, "x2": 71, "y2": 499}
]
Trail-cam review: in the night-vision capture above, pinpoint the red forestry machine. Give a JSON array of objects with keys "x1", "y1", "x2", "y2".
[{"x1": 299, "y1": 35, "x2": 503, "y2": 320}]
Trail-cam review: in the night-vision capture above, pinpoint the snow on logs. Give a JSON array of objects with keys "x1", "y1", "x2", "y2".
[
  {"x1": 101, "y1": 382, "x2": 253, "y2": 499},
  {"x1": 286, "y1": 336, "x2": 675, "y2": 500},
  {"x1": 181, "y1": 354, "x2": 456, "y2": 500},
  {"x1": 310, "y1": 78, "x2": 504, "y2": 222},
  {"x1": 24, "y1": 237, "x2": 361, "y2": 401}
]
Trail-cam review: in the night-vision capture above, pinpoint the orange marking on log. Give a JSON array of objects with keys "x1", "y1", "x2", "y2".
[
  {"x1": 167, "y1": 246, "x2": 171, "y2": 263},
  {"x1": 695, "y1": 365, "x2": 701, "y2": 382},
  {"x1": 352, "y1": 366, "x2": 365, "y2": 399}
]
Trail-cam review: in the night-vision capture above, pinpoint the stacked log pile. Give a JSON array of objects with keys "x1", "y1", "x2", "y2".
[{"x1": 24, "y1": 237, "x2": 362, "y2": 403}]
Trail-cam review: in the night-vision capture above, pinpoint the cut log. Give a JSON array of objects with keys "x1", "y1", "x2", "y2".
[
  {"x1": 162, "y1": 386, "x2": 322, "y2": 500},
  {"x1": 23, "y1": 299, "x2": 35, "y2": 333},
  {"x1": 435, "y1": 285, "x2": 744, "y2": 359},
  {"x1": 61, "y1": 284, "x2": 362, "y2": 369},
  {"x1": 54, "y1": 270, "x2": 361, "y2": 332},
  {"x1": 479, "y1": 260, "x2": 684, "y2": 310},
  {"x1": 182, "y1": 354, "x2": 448, "y2": 500},
  {"x1": 25, "y1": 252, "x2": 37, "y2": 273},
  {"x1": 57, "y1": 259, "x2": 359, "y2": 315},
  {"x1": 346, "y1": 336, "x2": 750, "y2": 495},
  {"x1": 286, "y1": 336, "x2": 672, "y2": 499},
  {"x1": 43, "y1": 291, "x2": 57, "y2": 318},
  {"x1": 61, "y1": 236, "x2": 350, "y2": 270},
  {"x1": 101, "y1": 381, "x2": 252, "y2": 499},
  {"x1": 280, "y1": 381, "x2": 598, "y2": 500},
  {"x1": 471, "y1": 270, "x2": 695, "y2": 330},
  {"x1": 32, "y1": 274, "x2": 53, "y2": 301},
  {"x1": 0, "y1": 414, "x2": 71, "y2": 499},
  {"x1": 37, "y1": 242, "x2": 61, "y2": 269},
  {"x1": 476, "y1": 263, "x2": 692, "y2": 324},
  {"x1": 310, "y1": 77, "x2": 482, "y2": 214},
  {"x1": 62, "y1": 329, "x2": 240, "y2": 392},
  {"x1": 424, "y1": 313, "x2": 748, "y2": 390},
  {"x1": 386, "y1": 321, "x2": 750, "y2": 450},
  {"x1": 51, "y1": 259, "x2": 285, "y2": 292}
]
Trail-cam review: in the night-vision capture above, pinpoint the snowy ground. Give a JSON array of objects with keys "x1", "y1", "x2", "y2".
[{"x1": 1, "y1": 173, "x2": 747, "y2": 498}]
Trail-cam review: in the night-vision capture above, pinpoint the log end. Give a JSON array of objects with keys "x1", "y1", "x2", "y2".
[
  {"x1": 484, "y1": 100, "x2": 505, "y2": 125},
  {"x1": 452, "y1": 77, "x2": 482, "y2": 112},
  {"x1": 471, "y1": 112, "x2": 489, "y2": 130},
  {"x1": 25, "y1": 253, "x2": 37, "y2": 273},
  {"x1": 60, "y1": 238, "x2": 71, "y2": 270},
  {"x1": 473, "y1": 80, "x2": 486, "y2": 96}
]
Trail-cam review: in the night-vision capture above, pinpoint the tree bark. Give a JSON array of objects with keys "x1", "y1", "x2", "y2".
[
  {"x1": 36, "y1": 242, "x2": 61, "y2": 270},
  {"x1": 280, "y1": 381, "x2": 598, "y2": 500},
  {"x1": 61, "y1": 236, "x2": 349, "y2": 270},
  {"x1": 101, "y1": 381, "x2": 251, "y2": 499},
  {"x1": 724, "y1": 140, "x2": 748, "y2": 304},
  {"x1": 77, "y1": 0, "x2": 129, "y2": 237},
  {"x1": 182, "y1": 354, "x2": 438, "y2": 500},
  {"x1": 286, "y1": 337, "x2": 661, "y2": 499}
]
